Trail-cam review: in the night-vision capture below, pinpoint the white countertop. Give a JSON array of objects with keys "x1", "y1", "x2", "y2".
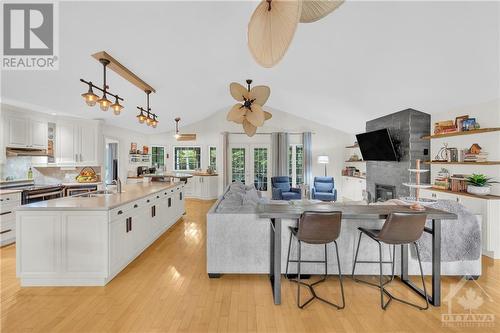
[
  {"x1": 62, "y1": 182, "x2": 102, "y2": 186},
  {"x1": 0, "y1": 189, "x2": 23, "y2": 195},
  {"x1": 17, "y1": 182, "x2": 182, "y2": 211}
]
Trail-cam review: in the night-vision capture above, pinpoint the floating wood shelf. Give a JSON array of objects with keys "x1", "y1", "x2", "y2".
[
  {"x1": 345, "y1": 144, "x2": 359, "y2": 148},
  {"x1": 92, "y1": 51, "x2": 156, "y2": 93},
  {"x1": 424, "y1": 161, "x2": 500, "y2": 165},
  {"x1": 425, "y1": 188, "x2": 500, "y2": 200},
  {"x1": 421, "y1": 127, "x2": 500, "y2": 139}
]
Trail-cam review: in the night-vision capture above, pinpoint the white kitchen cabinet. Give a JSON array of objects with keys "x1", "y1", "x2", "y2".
[
  {"x1": 17, "y1": 184, "x2": 185, "y2": 286},
  {"x1": 420, "y1": 189, "x2": 500, "y2": 259},
  {"x1": 56, "y1": 121, "x2": 77, "y2": 164},
  {"x1": 56, "y1": 121, "x2": 100, "y2": 166},
  {"x1": 0, "y1": 191, "x2": 21, "y2": 246},
  {"x1": 4, "y1": 115, "x2": 47, "y2": 149},
  {"x1": 342, "y1": 176, "x2": 366, "y2": 201},
  {"x1": 185, "y1": 176, "x2": 219, "y2": 200}
]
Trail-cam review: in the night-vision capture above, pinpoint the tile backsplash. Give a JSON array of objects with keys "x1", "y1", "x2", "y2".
[{"x1": 0, "y1": 157, "x2": 101, "y2": 184}]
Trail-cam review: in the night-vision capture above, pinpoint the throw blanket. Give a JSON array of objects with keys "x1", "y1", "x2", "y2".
[{"x1": 382, "y1": 199, "x2": 481, "y2": 262}]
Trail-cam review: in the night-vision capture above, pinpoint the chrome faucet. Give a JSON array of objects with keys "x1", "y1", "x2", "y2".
[{"x1": 106, "y1": 177, "x2": 122, "y2": 193}]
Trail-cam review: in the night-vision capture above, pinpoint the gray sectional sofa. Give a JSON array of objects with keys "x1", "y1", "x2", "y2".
[{"x1": 206, "y1": 183, "x2": 481, "y2": 277}]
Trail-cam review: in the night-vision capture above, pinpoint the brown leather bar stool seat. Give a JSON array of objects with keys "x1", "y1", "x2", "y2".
[
  {"x1": 285, "y1": 211, "x2": 345, "y2": 309},
  {"x1": 352, "y1": 212, "x2": 429, "y2": 310}
]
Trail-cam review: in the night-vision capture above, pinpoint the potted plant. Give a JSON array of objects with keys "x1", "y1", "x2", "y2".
[{"x1": 466, "y1": 174, "x2": 498, "y2": 195}]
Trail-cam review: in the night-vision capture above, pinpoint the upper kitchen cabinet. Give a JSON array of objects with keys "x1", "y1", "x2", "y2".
[
  {"x1": 4, "y1": 114, "x2": 48, "y2": 149},
  {"x1": 56, "y1": 120, "x2": 101, "y2": 166}
]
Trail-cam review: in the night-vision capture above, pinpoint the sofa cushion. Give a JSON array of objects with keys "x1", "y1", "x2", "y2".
[
  {"x1": 314, "y1": 192, "x2": 336, "y2": 201},
  {"x1": 242, "y1": 188, "x2": 260, "y2": 206},
  {"x1": 315, "y1": 181, "x2": 333, "y2": 193},
  {"x1": 282, "y1": 191, "x2": 301, "y2": 200},
  {"x1": 274, "y1": 181, "x2": 290, "y2": 192}
]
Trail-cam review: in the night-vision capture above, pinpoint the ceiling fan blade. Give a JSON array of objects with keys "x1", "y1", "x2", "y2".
[
  {"x1": 264, "y1": 111, "x2": 272, "y2": 120},
  {"x1": 243, "y1": 119, "x2": 257, "y2": 137},
  {"x1": 227, "y1": 103, "x2": 246, "y2": 124},
  {"x1": 248, "y1": 0, "x2": 302, "y2": 68},
  {"x1": 230, "y1": 82, "x2": 249, "y2": 102},
  {"x1": 249, "y1": 85, "x2": 271, "y2": 106},
  {"x1": 246, "y1": 104, "x2": 265, "y2": 127},
  {"x1": 300, "y1": 0, "x2": 344, "y2": 23},
  {"x1": 176, "y1": 134, "x2": 197, "y2": 141}
]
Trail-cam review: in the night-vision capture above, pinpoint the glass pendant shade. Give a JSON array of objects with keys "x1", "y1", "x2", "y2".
[
  {"x1": 137, "y1": 113, "x2": 146, "y2": 124},
  {"x1": 111, "y1": 97, "x2": 123, "y2": 115},
  {"x1": 81, "y1": 86, "x2": 99, "y2": 107},
  {"x1": 97, "y1": 94, "x2": 111, "y2": 111},
  {"x1": 146, "y1": 117, "x2": 152, "y2": 125}
]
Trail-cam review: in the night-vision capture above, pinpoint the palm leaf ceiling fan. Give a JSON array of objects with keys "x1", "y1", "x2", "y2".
[
  {"x1": 174, "y1": 117, "x2": 196, "y2": 141},
  {"x1": 248, "y1": 0, "x2": 344, "y2": 68},
  {"x1": 227, "y1": 79, "x2": 272, "y2": 137}
]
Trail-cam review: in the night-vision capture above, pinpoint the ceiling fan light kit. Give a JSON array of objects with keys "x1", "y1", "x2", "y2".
[
  {"x1": 227, "y1": 79, "x2": 272, "y2": 137},
  {"x1": 248, "y1": 0, "x2": 344, "y2": 68},
  {"x1": 174, "y1": 117, "x2": 196, "y2": 141}
]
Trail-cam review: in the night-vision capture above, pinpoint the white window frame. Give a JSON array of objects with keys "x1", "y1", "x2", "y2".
[
  {"x1": 151, "y1": 145, "x2": 167, "y2": 169},
  {"x1": 173, "y1": 145, "x2": 202, "y2": 171}
]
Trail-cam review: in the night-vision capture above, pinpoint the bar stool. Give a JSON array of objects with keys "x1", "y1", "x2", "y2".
[
  {"x1": 351, "y1": 212, "x2": 429, "y2": 310},
  {"x1": 285, "y1": 211, "x2": 345, "y2": 309}
]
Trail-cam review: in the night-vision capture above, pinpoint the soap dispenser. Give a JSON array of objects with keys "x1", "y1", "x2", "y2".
[{"x1": 27, "y1": 167, "x2": 33, "y2": 180}]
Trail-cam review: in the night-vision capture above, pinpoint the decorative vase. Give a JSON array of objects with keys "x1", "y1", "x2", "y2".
[{"x1": 467, "y1": 185, "x2": 490, "y2": 195}]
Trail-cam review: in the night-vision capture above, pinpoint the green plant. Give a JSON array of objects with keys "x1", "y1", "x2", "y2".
[{"x1": 466, "y1": 174, "x2": 498, "y2": 187}]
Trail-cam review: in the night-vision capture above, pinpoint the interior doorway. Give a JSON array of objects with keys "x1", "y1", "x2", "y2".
[
  {"x1": 228, "y1": 144, "x2": 271, "y2": 196},
  {"x1": 104, "y1": 138, "x2": 119, "y2": 184}
]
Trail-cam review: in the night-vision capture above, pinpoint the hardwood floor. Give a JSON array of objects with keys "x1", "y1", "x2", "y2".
[{"x1": 1, "y1": 199, "x2": 499, "y2": 332}]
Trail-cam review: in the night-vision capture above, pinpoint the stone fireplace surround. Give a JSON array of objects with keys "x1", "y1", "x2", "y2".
[{"x1": 365, "y1": 109, "x2": 431, "y2": 202}]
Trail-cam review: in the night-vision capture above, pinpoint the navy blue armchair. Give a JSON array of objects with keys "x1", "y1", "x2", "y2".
[
  {"x1": 271, "y1": 176, "x2": 301, "y2": 200},
  {"x1": 312, "y1": 176, "x2": 337, "y2": 201}
]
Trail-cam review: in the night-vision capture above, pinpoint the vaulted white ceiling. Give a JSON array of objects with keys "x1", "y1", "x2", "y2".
[{"x1": 2, "y1": 1, "x2": 499, "y2": 134}]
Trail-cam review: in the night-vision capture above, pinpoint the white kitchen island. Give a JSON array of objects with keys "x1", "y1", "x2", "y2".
[{"x1": 16, "y1": 182, "x2": 185, "y2": 286}]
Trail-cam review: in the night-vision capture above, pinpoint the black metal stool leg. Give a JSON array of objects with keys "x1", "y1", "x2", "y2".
[
  {"x1": 414, "y1": 242, "x2": 429, "y2": 310},
  {"x1": 285, "y1": 229, "x2": 293, "y2": 278},
  {"x1": 351, "y1": 231, "x2": 363, "y2": 279}
]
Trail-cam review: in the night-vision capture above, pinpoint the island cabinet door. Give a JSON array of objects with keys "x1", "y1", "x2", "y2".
[
  {"x1": 110, "y1": 217, "x2": 130, "y2": 275},
  {"x1": 129, "y1": 207, "x2": 150, "y2": 257},
  {"x1": 149, "y1": 198, "x2": 162, "y2": 239},
  {"x1": 156, "y1": 195, "x2": 170, "y2": 232}
]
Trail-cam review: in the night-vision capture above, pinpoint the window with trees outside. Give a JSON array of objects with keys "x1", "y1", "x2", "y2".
[
  {"x1": 209, "y1": 146, "x2": 217, "y2": 170},
  {"x1": 253, "y1": 148, "x2": 268, "y2": 191},
  {"x1": 174, "y1": 146, "x2": 201, "y2": 171},
  {"x1": 231, "y1": 148, "x2": 246, "y2": 184},
  {"x1": 151, "y1": 146, "x2": 165, "y2": 168},
  {"x1": 289, "y1": 144, "x2": 304, "y2": 187}
]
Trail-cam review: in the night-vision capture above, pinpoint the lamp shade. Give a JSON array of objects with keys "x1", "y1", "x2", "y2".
[{"x1": 317, "y1": 155, "x2": 329, "y2": 164}]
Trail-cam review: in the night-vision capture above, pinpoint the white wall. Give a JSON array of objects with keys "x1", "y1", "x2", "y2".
[
  {"x1": 429, "y1": 99, "x2": 500, "y2": 195},
  {"x1": 149, "y1": 107, "x2": 353, "y2": 196}
]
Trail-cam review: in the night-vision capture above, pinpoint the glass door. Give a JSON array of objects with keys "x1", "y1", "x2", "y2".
[{"x1": 229, "y1": 144, "x2": 271, "y2": 196}]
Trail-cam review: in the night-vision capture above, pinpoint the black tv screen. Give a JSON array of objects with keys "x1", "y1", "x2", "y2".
[{"x1": 356, "y1": 129, "x2": 398, "y2": 161}]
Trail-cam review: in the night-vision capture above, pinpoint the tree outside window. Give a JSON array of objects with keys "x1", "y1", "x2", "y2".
[
  {"x1": 152, "y1": 146, "x2": 165, "y2": 168},
  {"x1": 209, "y1": 146, "x2": 217, "y2": 170},
  {"x1": 174, "y1": 146, "x2": 201, "y2": 171},
  {"x1": 289, "y1": 144, "x2": 303, "y2": 187}
]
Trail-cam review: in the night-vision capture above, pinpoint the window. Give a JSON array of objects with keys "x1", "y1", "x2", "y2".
[
  {"x1": 289, "y1": 144, "x2": 303, "y2": 187},
  {"x1": 209, "y1": 146, "x2": 217, "y2": 170},
  {"x1": 174, "y1": 146, "x2": 201, "y2": 171},
  {"x1": 231, "y1": 148, "x2": 246, "y2": 184},
  {"x1": 253, "y1": 148, "x2": 268, "y2": 191},
  {"x1": 151, "y1": 146, "x2": 165, "y2": 167}
]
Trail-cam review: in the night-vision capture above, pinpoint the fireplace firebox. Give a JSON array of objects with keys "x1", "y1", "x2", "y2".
[{"x1": 375, "y1": 184, "x2": 396, "y2": 202}]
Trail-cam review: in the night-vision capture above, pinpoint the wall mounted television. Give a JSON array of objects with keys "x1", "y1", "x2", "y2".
[{"x1": 355, "y1": 128, "x2": 399, "y2": 161}]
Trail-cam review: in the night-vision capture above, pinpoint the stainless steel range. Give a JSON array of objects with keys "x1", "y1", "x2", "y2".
[{"x1": 1, "y1": 181, "x2": 64, "y2": 205}]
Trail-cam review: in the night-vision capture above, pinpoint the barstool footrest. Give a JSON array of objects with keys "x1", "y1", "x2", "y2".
[{"x1": 291, "y1": 277, "x2": 344, "y2": 310}]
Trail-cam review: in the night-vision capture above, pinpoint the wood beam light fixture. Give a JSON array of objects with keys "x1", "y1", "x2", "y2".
[{"x1": 80, "y1": 51, "x2": 158, "y2": 127}]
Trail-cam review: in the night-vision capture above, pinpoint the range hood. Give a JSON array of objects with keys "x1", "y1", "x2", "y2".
[{"x1": 6, "y1": 147, "x2": 50, "y2": 157}]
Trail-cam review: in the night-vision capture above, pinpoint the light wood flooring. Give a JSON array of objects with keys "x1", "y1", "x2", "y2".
[{"x1": 1, "y1": 199, "x2": 499, "y2": 332}]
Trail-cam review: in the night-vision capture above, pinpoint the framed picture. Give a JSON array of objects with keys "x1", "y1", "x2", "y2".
[
  {"x1": 455, "y1": 115, "x2": 468, "y2": 131},
  {"x1": 462, "y1": 118, "x2": 476, "y2": 131}
]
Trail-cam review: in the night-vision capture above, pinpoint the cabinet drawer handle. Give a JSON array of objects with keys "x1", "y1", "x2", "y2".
[
  {"x1": 134, "y1": 204, "x2": 138, "y2": 208},
  {"x1": 0, "y1": 229, "x2": 12, "y2": 235},
  {"x1": 147, "y1": 199, "x2": 150, "y2": 203},
  {"x1": 156, "y1": 195, "x2": 160, "y2": 199},
  {"x1": 0, "y1": 211, "x2": 12, "y2": 216},
  {"x1": 117, "y1": 210, "x2": 123, "y2": 215}
]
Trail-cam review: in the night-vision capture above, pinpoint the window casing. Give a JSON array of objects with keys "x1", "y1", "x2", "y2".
[
  {"x1": 151, "y1": 146, "x2": 166, "y2": 167},
  {"x1": 173, "y1": 146, "x2": 201, "y2": 171}
]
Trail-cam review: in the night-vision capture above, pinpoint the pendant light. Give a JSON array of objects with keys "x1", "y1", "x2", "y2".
[
  {"x1": 136, "y1": 90, "x2": 159, "y2": 128},
  {"x1": 80, "y1": 58, "x2": 124, "y2": 115}
]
